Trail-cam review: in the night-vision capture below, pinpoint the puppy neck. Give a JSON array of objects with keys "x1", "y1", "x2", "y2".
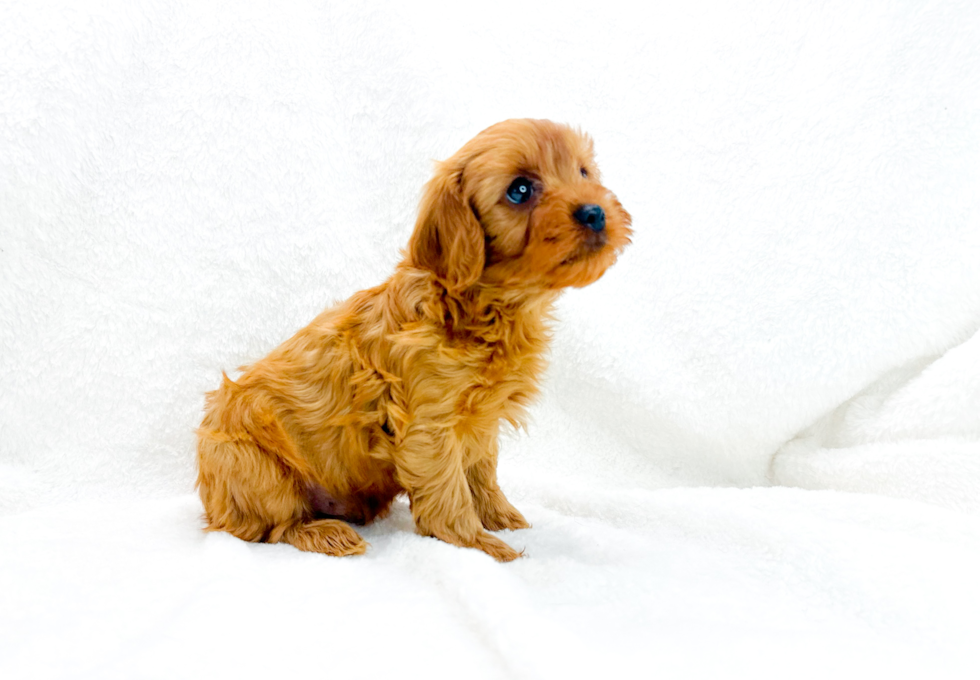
[
  {"x1": 393, "y1": 264, "x2": 558, "y2": 346},
  {"x1": 443, "y1": 281, "x2": 558, "y2": 348}
]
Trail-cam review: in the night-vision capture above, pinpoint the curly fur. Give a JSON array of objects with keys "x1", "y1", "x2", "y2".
[{"x1": 196, "y1": 119, "x2": 632, "y2": 561}]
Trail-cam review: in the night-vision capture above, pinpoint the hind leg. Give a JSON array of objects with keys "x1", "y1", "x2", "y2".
[
  {"x1": 273, "y1": 518, "x2": 366, "y2": 556},
  {"x1": 196, "y1": 434, "x2": 367, "y2": 557}
]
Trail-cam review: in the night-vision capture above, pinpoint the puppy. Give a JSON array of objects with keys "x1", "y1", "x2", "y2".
[{"x1": 196, "y1": 119, "x2": 631, "y2": 561}]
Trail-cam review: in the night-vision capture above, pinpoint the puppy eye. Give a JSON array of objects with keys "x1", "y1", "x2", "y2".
[
  {"x1": 580, "y1": 167, "x2": 588, "y2": 178},
  {"x1": 506, "y1": 177, "x2": 534, "y2": 205}
]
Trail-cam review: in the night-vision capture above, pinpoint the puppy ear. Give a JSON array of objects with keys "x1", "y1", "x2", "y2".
[{"x1": 408, "y1": 163, "x2": 485, "y2": 292}]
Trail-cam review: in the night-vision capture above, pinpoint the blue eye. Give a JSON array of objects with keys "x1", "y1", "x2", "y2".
[{"x1": 506, "y1": 177, "x2": 534, "y2": 204}]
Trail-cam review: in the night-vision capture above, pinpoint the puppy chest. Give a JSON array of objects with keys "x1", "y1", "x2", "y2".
[{"x1": 455, "y1": 374, "x2": 540, "y2": 425}]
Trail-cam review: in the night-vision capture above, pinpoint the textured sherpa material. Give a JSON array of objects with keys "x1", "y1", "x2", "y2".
[{"x1": 1, "y1": 1, "x2": 978, "y2": 678}]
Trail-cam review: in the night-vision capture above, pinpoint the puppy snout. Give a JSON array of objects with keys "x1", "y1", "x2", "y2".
[{"x1": 573, "y1": 204, "x2": 605, "y2": 232}]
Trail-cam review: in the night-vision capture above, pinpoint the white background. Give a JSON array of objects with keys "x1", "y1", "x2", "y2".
[{"x1": 2, "y1": 2, "x2": 979, "y2": 678}]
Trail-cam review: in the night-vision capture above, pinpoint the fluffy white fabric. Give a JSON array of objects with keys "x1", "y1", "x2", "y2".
[{"x1": 1, "y1": 1, "x2": 978, "y2": 678}]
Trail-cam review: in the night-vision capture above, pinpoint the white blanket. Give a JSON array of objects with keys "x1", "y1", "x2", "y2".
[{"x1": 2, "y1": 1, "x2": 978, "y2": 678}]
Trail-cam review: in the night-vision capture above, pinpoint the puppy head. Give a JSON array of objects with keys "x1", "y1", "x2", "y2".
[{"x1": 408, "y1": 119, "x2": 632, "y2": 292}]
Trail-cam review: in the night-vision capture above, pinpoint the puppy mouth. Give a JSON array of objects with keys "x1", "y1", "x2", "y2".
[{"x1": 560, "y1": 229, "x2": 607, "y2": 266}]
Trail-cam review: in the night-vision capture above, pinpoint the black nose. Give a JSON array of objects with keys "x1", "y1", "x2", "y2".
[{"x1": 573, "y1": 204, "x2": 605, "y2": 232}]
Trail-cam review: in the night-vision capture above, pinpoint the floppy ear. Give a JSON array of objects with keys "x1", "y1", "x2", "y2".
[{"x1": 407, "y1": 163, "x2": 485, "y2": 292}]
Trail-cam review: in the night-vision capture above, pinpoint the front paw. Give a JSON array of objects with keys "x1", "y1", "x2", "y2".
[
  {"x1": 418, "y1": 518, "x2": 524, "y2": 562},
  {"x1": 479, "y1": 498, "x2": 530, "y2": 532},
  {"x1": 472, "y1": 530, "x2": 524, "y2": 562}
]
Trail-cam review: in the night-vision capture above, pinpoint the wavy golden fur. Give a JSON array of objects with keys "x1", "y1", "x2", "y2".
[{"x1": 196, "y1": 119, "x2": 632, "y2": 561}]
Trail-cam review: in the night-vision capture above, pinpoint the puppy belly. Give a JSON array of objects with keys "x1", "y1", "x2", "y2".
[{"x1": 305, "y1": 482, "x2": 397, "y2": 526}]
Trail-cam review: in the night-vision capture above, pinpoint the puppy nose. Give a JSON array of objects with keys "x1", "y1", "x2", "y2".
[{"x1": 573, "y1": 204, "x2": 605, "y2": 232}]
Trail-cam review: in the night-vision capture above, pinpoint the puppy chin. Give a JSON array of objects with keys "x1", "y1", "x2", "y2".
[
  {"x1": 553, "y1": 222, "x2": 631, "y2": 288},
  {"x1": 551, "y1": 251, "x2": 617, "y2": 288}
]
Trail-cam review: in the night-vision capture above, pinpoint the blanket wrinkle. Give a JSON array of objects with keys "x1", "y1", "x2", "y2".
[{"x1": 771, "y1": 323, "x2": 980, "y2": 512}]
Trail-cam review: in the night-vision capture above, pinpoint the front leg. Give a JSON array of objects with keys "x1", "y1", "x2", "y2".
[
  {"x1": 393, "y1": 428, "x2": 522, "y2": 562},
  {"x1": 466, "y1": 440, "x2": 530, "y2": 532}
]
